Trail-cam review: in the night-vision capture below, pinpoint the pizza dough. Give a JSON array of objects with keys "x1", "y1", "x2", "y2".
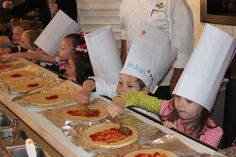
[
  {"x1": 82, "y1": 123, "x2": 138, "y2": 149},
  {"x1": 123, "y1": 149, "x2": 178, "y2": 157},
  {"x1": 61, "y1": 105, "x2": 108, "y2": 121},
  {"x1": 11, "y1": 80, "x2": 48, "y2": 93},
  {"x1": 0, "y1": 70, "x2": 34, "y2": 81},
  {"x1": 25, "y1": 91, "x2": 70, "y2": 106}
]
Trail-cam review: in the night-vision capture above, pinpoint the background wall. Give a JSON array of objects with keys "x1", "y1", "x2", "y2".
[
  {"x1": 186, "y1": 0, "x2": 236, "y2": 47},
  {"x1": 78, "y1": 0, "x2": 236, "y2": 48}
]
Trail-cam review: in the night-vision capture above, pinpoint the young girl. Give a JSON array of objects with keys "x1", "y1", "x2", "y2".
[
  {"x1": 2, "y1": 33, "x2": 87, "y2": 75},
  {"x1": 107, "y1": 24, "x2": 235, "y2": 148},
  {"x1": 107, "y1": 92, "x2": 223, "y2": 148},
  {"x1": 64, "y1": 51, "x2": 94, "y2": 84}
]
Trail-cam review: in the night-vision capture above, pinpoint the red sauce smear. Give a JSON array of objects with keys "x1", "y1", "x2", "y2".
[
  {"x1": 135, "y1": 152, "x2": 167, "y2": 157},
  {"x1": 0, "y1": 64, "x2": 11, "y2": 70},
  {"x1": 89, "y1": 127, "x2": 133, "y2": 143},
  {"x1": 27, "y1": 83, "x2": 39, "y2": 88},
  {"x1": 10, "y1": 73, "x2": 22, "y2": 77},
  {"x1": 67, "y1": 109, "x2": 100, "y2": 117},
  {"x1": 45, "y1": 95, "x2": 58, "y2": 100}
]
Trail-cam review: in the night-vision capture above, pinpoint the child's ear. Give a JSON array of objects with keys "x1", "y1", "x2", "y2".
[{"x1": 141, "y1": 87, "x2": 150, "y2": 94}]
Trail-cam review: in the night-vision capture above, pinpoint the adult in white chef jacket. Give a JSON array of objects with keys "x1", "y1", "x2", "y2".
[{"x1": 119, "y1": 0, "x2": 194, "y2": 100}]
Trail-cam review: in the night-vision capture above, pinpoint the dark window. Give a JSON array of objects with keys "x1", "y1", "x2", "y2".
[{"x1": 200, "y1": 0, "x2": 236, "y2": 25}]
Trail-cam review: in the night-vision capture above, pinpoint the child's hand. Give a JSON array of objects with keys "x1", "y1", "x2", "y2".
[
  {"x1": 76, "y1": 89, "x2": 91, "y2": 104},
  {"x1": 106, "y1": 103, "x2": 124, "y2": 118},
  {"x1": 163, "y1": 120, "x2": 176, "y2": 129},
  {"x1": 106, "y1": 97, "x2": 125, "y2": 118}
]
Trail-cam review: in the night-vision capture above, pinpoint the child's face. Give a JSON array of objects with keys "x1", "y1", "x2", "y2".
[
  {"x1": 116, "y1": 73, "x2": 143, "y2": 95},
  {"x1": 58, "y1": 38, "x2": 73, "y2": 60},
  {"x1": 174, "y1": 96, "x2": 203, "y2": 121},
  {"x1": 19, "y1": 32, "x2": 31, "y2": 49},
  {"x1": 65, "y1": 57, "x2": 76, "y2": 80},
  {"x1": 12, "y1": 26, "x2": 24, "y2": 44}
]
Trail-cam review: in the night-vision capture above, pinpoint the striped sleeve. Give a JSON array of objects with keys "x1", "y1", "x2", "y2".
[
  {"x1": 159, "y1": 99, "x2": 174, "y2": 120},
  {"x1": 199, "y1": 120, "x2": 223, "y2": 148}
]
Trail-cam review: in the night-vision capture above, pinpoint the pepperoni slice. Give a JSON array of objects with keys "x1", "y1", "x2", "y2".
[
  {"x1": 27, "y1": 83, "x2": 39, "y2": 87},
  {"x1": 45, "y1": 95, "x2": 58, "y2": 100},
  {"x1": 0, "y1": 64, "x2": 11, "y2": 70},
  {"x1": 10, "y1": 73, "x2": 22, "y2": 77}
]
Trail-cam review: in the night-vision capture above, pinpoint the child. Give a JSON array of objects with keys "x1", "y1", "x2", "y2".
[
  {"x1": 18, "y1": 29, "x2": 42, "y2": 51},
  {"x1": 76, "y1": 21, "x2": 177, "y2": 104},
  {"x1": 0, "y1": 19, "x2": 34, "y2": 55},
  {"x1": 107, "y1": 24, "x2": 236, "y2": 148},
  {"x1": 64, "y1": 51, "x2": 94, "y2": 84},
  {"x1": 2, "y1": 33, "x2": 87, "y2": 75}
]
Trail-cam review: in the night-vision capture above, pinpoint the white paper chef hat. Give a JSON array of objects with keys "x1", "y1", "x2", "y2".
[
  {"x1": 173, "y1": 24, "x2": 236, "y2": 111},
  {"x1": 121, "y1": 21, "x2": 177, "y2": 89},
  {"x1": 35, "y1": 10, "x2": 80, "y2": 56},
  {"x1": 85, "y1": 25, "x2": 122, "y2": 83}
]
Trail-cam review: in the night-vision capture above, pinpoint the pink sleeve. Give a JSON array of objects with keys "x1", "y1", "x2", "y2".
[
  {"x1": 199, "y1": 124, "x2": 223, "y2": 148},
  {"x1": 159, "y1": 99, "x2": 174, "y2": 120}
]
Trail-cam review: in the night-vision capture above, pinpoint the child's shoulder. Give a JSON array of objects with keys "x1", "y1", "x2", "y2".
[{"x1": 206, "y1": 118, "x2": 222, "y2": 129}]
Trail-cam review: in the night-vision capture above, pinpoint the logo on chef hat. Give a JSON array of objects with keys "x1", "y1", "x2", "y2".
[{"x1": 127, "y1": 62, "x2": 154, "y2": 86}]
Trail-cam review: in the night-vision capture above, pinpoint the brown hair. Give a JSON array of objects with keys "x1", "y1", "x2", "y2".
[
  {"x1": 161, "y1": 102, "x2": 218, "y2": 138},
  {"x1": 12, "y1": 19, "x2": 34, "y2": 31},
  {"x1": 70, "y1": 53, "x2": 94, "y2": 84},
  {"x1": 137, "y1": 79, "x2": 146, "y2": 89}
]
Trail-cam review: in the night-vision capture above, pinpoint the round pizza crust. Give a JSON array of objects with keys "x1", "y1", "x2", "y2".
[
  {"x1": 82, "y1": 123, "x2": 138, "y2": 149},
  {"x1": 0, "y1": 70, "x2": 34, "y2": 81},
  {"x1": 25, "y1": 91, "x2": 70, "y2": 106},
  {"x1": 61, "y1": 105, "x2": 108, "y2": 121},
  {"x1": 123, "y1": 149, "x2": 178, "y2": 157},
  {"x1": 11, "y1": 80, "x2": 48, "y2": 93}
]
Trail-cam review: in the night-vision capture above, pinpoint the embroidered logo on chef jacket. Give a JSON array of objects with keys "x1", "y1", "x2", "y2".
[
  {"x1": 150, "y1": 1, "x2": 167, "y2": 17},
  {"x1": 148, "y1": 0, "x2": 170, "y2": 37},
  {"x1": 156, "y1": 2, "x2": 165, "y2": 9}
]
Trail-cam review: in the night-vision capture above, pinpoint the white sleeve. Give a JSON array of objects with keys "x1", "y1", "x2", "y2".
[
  {"x1": 172, "y1": 0, "x2": 194, "y2": 68},
  {"x1": 89, "y1": 77, "x2": 117, "y2": 99}
]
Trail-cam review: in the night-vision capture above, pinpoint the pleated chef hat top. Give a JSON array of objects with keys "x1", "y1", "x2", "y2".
[
  {"x1": 85, "y1": 25, "x2": 122, "y2": 83},
  {"x1": 173, "y1": 24, "x2": 236, "y2": 111},
  {"x1": 121, "y1": 21, "x2": 177, "y2": 89}
]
